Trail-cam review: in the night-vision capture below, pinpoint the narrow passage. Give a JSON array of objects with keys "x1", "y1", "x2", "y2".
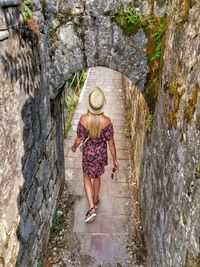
[{"x1": 46, "y1": 67, "x2": 138, "y2": 267}]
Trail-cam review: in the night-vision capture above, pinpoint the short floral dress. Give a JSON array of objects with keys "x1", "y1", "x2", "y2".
[{"x1": 77, "y1": 121, "x2": 114, "y2": 178}]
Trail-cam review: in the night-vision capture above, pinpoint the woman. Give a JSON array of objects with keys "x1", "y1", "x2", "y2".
[{"x1": 71, "y1": 87, "x2": 119, "y2": 223}]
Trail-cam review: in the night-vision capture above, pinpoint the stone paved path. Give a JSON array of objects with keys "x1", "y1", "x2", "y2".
[{"x1": 64, "y1": 67, "x2": 136, "y2": 266}]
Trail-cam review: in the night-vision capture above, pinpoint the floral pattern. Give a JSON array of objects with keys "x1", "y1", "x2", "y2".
[{"x1": 76, "y1": 121, "x2": 114, "y2": 178}]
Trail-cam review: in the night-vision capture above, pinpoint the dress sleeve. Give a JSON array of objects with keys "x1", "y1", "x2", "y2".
[
  {"x1": 76, "y1": 121, "x2": 86, "y2": 141},
  {"x1": 104, "y1": 123, "x2": 114, "y2": 141}
]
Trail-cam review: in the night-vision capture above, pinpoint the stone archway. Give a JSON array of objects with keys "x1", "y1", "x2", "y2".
[{"x1": 47, "y1": 0, "x2": 149, "y2": 98}]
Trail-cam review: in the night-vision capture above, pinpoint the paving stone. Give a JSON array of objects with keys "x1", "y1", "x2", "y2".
[
  {"x1": 65, "y1": 157, "x2": 76, "y2": 168},
  {"x1": 65, "y1": 168, "x2": 83, "y2": 181},
  {"x1": 108, "y1": 182, "x2": 132, "y2": 197},
  {"x1": 113, "y1": 197, "x2": 132, "y2": 215},
  {"x1": 66, "y1": 180, "x2": 84, "y2": 196}
]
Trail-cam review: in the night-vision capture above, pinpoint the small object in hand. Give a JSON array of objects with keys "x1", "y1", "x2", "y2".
[{"x1": 111, "y1": 168, "x2": 115, "y2": 179}]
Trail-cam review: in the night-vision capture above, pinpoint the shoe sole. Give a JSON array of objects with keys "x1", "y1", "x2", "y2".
[{"x1": 85, "y1": 213, "x2": 96, "y2": 223}]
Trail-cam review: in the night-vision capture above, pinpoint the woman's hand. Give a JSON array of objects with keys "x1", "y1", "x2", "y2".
[
  {"x1": 71, "y1": 145, "x2": 76, "y2": 153},
  {"x1": 113, "y1": 160, "x2": 119, "y2": 171}
]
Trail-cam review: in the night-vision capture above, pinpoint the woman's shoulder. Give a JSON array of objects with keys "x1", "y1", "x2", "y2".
[
  {"x1": 79, "y1": 114, "x2": 88, "y2": 127},
  {"x1": 102, "y1": 115, "x2": 112, "y2": 127}
]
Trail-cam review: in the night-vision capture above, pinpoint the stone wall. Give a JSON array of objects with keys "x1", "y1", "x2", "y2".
[
  {"x1": 140, "y1": 1, "x2": 200, "y2": 266},
  {"x1": 0, "y1": 4, "x2": 64, "y2": 267},
  {"x1": 122, "y1": 76, "x2": 148, "y2": 185}
]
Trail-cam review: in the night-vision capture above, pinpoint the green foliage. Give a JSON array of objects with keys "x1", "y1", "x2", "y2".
[
  {"x1": 51, "y1": 211, "x2": 64, "y2": 234},
  {"x1": 146, "y1": 114, "x2": 154, "y2": 133},
  {"x1": 126, "y1": 6, "x2": 140, "y2": 25},
  {"x1": 109, "y1": 4, "x2": 141, "y2": 36},
  {"x1": 48, "y1": 22, "x2": 56, "y2": 33},
  {"x1": 150, "y1": 23, "x2": 165, "y2": 61},
  {"x1": 37, "y1": 263, "x2": 43, "y2": 267},
  {"x1": 63, "y1": 95, "x2": 79, "y2": 138},
  {"x1": 20, "y1": 0, "x2": 34, "y2": 22},
  {"x1": 63, "y1": 70, "x2": 88, "y2": 138}
]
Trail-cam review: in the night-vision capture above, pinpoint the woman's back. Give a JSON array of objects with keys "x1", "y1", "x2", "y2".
[{"x1": 80, "y1": 113, "x2": 111, "y2": 139}]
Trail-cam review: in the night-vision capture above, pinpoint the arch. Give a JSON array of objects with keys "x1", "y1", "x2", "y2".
[{"x1": 48, "y1": 3, "x2": 149, "y2": 98}]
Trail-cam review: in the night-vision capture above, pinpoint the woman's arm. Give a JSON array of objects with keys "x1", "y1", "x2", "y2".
[
  {"x1": 71, "y1": 136, "x2": 82, "y2": 152},
  {"x1": 108, "y1": 137, "x2": 119, "y2": 171}
]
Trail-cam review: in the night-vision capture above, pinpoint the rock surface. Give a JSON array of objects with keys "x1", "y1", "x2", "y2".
[
  {"x1": 0, "y1": 6, "x2": 64, "y2": 267},
  {"x1": 140, "y1": 1, "x2": 200, "y2": 266}
]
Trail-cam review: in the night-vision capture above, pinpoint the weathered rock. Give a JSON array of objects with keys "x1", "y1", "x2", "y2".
[
  {"x1": 140, "y1": 1, "x2": 200, "y2": 266},
  {"x1": 0, "y1": 29, "x2": 9, "y2": 40},
  {"x1": 0, "y1": 0, "x2": 20, "y2": 7}
]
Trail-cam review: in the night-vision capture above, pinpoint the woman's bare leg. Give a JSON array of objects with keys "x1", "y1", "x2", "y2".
[
  {"x1": 93, "y1": 177, "x2": 101, "y2": 203},
  {"x1": 83, "y1": 175, "x2": 95, "y2": 209}
]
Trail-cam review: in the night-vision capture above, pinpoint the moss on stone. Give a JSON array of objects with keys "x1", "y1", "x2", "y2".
[
  {"x1": 184, "y1": 83, "x2": 200, "y2": 123},
  {"x1": 181, "y1": 210, "x2": 187, "y2": 225},
  {"x1": 108, "y1": 5, "x2": 141, "y2": 36},
  {"x1": 180, "y1": 0, "x2": 191, "y2": 22},
  {"x1": 184, "y1": 251, "x2": 200, "y2": 267},
  {"x1": 142, "y1": 17, "x2": 168, "y2": 114},
  {"x1": 108, "y1": 7, "x2": 168, "y2": 114},
  {"x1": 164, "y1": 60, "x2": 185, "y2": 128},
  {"x1": 113, "y1": 14, "x2": 141, "y2": 36},
  {"x1": 167, "y1": 80, "x2": 184, "y2": 128}
]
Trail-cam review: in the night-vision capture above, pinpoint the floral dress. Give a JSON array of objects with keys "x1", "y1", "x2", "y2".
[{"x1": 77, "y1": 121, "x2": 114, "y2": 178}]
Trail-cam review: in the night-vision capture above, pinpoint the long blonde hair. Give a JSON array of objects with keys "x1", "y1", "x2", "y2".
[{"x1": 87, "y1": 111, "x2": 104, "y2": 139}]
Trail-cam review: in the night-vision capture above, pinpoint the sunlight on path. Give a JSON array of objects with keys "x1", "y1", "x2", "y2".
[{"x1": 64, "y1": 67, "x2": 136, "y2": 266}]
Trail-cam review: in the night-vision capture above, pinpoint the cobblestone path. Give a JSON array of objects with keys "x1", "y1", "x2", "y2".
[{"x1": 46, "y1": 67, "x2": 138, "y2": 267}]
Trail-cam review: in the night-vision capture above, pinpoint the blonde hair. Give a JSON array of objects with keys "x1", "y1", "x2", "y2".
[{"x1": 87, "y1": 111, "x2": 104, "y2": 139}]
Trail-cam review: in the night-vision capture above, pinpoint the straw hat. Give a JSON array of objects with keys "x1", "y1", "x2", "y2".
[{"x1": 87, "y1": 87, "x2": 106, "y2": 115}]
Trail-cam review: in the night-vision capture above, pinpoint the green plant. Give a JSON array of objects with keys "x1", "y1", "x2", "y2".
[
  {"x1": 126, "y1": 7, "x2": 140, "y2": 25},
  {"x1": 51, "y1": 210, "x2": 64, "y2": 234},
  {"x1": 48, "y1": 22, "x2": 56, "y2": 33},
  {"x1": 63, "y1": 94, "x2": 79, "y2": 137},
  {"x1": 146, "y1": 114, "x2": 154, "y2": 133},
  {"x1": 108, "y1": 3, "x2": 141, "y2": 36},
  {"x1": 20, "y1": 0, "x2": 34, "y2": 22},
  {"x1": 150, "y1": 23, "x2": 165, "y2": 61},
  {"x1": 37, "y1": 263, "x2": 43, "y2": 267}
]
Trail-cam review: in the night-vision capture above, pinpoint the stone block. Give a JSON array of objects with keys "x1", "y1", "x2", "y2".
[
  {"x1": 0, "y1": 30, "x2": 9, "y2": 40},
  {"x1": 0, "y1": 0, "x2": 20, "y2": 7},
  {"x1": 19, "y1": 213, "x2": 34, "y2": 242},
  {"x1": 32, "y1": 187, "x2": 44, "y2": 211}
]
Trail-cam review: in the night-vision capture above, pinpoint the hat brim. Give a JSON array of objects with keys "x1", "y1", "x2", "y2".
[{"x1": 87, "y1": 105, "x2": 104, "y2": 115}]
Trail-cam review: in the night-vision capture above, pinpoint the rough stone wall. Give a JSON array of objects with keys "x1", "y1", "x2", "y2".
[
  {"x1": 140, "y1": 1, "x2": 200, "y2": 266},
  {"x1": 122, "y1": 76, "x2": 148, "y2": 184},
  {"x1": 0, "y1": 4, "x2": 64, "y2": 267}
]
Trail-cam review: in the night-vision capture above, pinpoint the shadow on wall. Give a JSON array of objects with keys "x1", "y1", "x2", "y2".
[
  {"x1": 0, "y1": 7, "x2": 59, "y2": 265},
  {"x1": 0, "y1": 8, "x2": 41, "y2": 94},
  {"x1": 15, "y1": 90, "x2": 65, "y2": 266}
]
